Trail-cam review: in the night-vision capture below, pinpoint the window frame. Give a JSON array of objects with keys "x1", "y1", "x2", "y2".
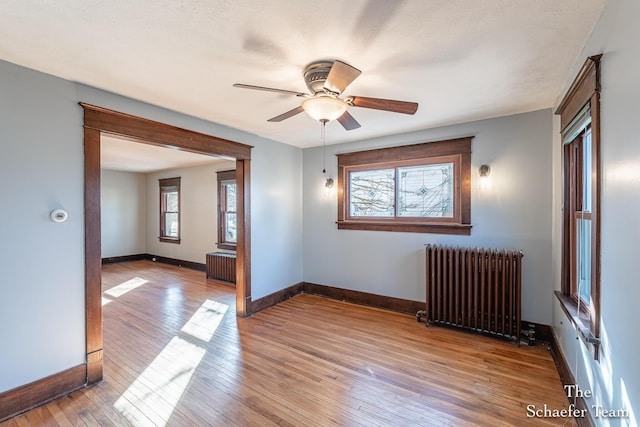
[
  {"x1": 159, "y1": 177, "x2": 181, "y2": 243},
  {"x1": 216, "y1": 170, "x2": 237, "y2": 251},
  {"x1": 567, "y1": 127, "x2": 593, "y2": 308},
  {"x1": 555, "y1": 55, "x2": 601, "y2": 360},
  {"x1": 336, "y1": 137, "x2": 472, "y2": 235}
]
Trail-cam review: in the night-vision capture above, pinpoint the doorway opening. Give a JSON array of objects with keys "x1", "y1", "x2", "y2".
[{"x1": 82, "y1": 103, "x2": 253, "y2": 385}]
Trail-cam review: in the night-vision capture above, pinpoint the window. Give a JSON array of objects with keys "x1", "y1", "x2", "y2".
[
  {"x1": 555, "y1": 55, "x2": 601, "y2": 359},
  {"x1": 217, "y1": 170, "x2": 237, "y2": 250},
  {"x1": 159, "y1": 177, "x2": 180, "y2": 243},
  {"x1": 567, "y1": 123, "x2": 593, "y2": 306},
  {"x1": 337, "y1": 137, "x2": 472, "y2": 235}
]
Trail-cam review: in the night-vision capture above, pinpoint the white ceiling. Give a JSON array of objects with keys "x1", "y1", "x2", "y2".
[
  {"x1": 0, "y1": 1, "x2": 606, "y2": 149},
  {"x1": 101, "y1": 134, "x2": 226, "y2": 173}
]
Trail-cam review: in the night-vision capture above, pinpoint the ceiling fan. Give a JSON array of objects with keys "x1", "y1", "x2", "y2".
[{"x1": 233, "y1": 59, "x2": 418, "y2": 130}]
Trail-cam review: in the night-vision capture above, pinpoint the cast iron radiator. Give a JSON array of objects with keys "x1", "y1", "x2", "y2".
[
  {"x1": 417, "y1": 245, "x2": 523, "y2": 342},
  {"x1": 206, "y1": 252, "x2": 236, "y2": 284}
]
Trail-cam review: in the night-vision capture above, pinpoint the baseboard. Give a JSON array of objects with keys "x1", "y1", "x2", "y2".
[
  {"x1": 0, "y1": 364, "x2": 87, "y2": 422},
  {"x1": 149, "y1": 254, "x2": 206, "y2": 272},
  {"x1": 250, "y1": 282, "x2": 305, "y2": 313},
  {"x1": 101, "y1": 253, "x2": 206, "y2": 272},
  {"x1": 549, "y1": 329, "x2": 595, "y2": 427},
  {"x1": 250, "y1": 282, "x2": 423, "y2": 316},
  {"x1": 101, "y1": 253, "x2": 147, "y2": 264},
  {"x1": 86, "y1": 350, "x2": 103, "y2": 385},
  {"x1": 302, "y1": 282, "x2": 424, "y2": 315}
]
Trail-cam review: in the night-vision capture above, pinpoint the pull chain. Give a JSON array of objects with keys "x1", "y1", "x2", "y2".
[{"x1": 321, "y1": 119, "x2": 327, "y2": 173}]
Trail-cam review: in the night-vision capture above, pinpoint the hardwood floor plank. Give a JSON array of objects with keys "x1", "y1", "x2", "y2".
[
  {"x1": 42, "y1": 402, "x2": 73, "y2": 427},
  {"x1": 1, "y1": 260, "x2": 576, "y2": 426}
]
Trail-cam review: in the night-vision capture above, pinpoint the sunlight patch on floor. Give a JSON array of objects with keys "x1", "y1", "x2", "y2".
[
  {"x1": 114, "y1": 336, "x2": 206, "y2": 426},
  {"x1": 102, "y1": 297, "x2": 113, "y2": 306},
  {"x1": 104, "y1": 277, "x2": 148, "y2": 298},
  {"x1": 181, "y1": 299, "x2": 229, "y2": 343}
]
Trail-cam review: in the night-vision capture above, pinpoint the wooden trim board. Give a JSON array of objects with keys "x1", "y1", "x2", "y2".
[
  {"x1": 0, "y1": 364, "x2": 87, "y2": 422},
  {"x1": 303, "y1": 282, "x2": 424, "y2": 315},
  {"x1": 251, "y1": 282, "x2": 423, "y2": 316},
  {"x1": 102, "y1": 254, "x2": 206, "y2": 272}
]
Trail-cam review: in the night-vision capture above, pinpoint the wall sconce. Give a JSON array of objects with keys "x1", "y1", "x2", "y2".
[
  {"x1": 325, "y1": 178, "x2": 334, "y2": 188},
  {"x1": 478, "y1": 164, "x2": 491, "y2": 190}
]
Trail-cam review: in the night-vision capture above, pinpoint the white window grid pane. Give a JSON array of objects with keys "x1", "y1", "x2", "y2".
[
  {"x1": 583, "y1": 130, "x2": 592, "y2": 212},
  {"x1": 225, "y1": 182, "x2": 237, "y2": 211},
  {"x1": 166, "y1": 192, "x2": 179, "y2": 212},
  {"x1": 397, "y1": 163, "x2": 454, "y2": 218},
  {"x1": 225, "y1": 213, "x2": 237, "y2": 242},
  {"x1": 349, "y1": 169, "x2": 395, "y2": 217},
  {"x1": 165, "y1": 213, "x2": 179, "y2": 237},
  {"x1": 576, "y1": 217, "x2": 591, "y2": 303}
]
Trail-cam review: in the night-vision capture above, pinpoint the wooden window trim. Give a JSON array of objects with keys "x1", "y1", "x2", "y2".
[
  {"x1": 159, "y1": 177, "x2": 181, "y2": 243},
  {"x1": 337, "y1": 137, "x2": 472, "y2": 235},
  {"x1": 217, "y1": 170, "x2": 237, "y2": 251},
  {"x1": 555, "y1": 55, "x2": 601, "y2": 360}
]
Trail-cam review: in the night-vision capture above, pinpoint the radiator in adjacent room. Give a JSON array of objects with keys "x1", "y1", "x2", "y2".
[
  {"x1": 418, "y1": 245, "x2": 523, "y2": 342},
  {"x1": 206, "y1": 252, "x2": 236, "y2": 284}
]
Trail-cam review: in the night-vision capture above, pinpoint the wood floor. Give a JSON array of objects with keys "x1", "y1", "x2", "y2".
[{"x1": 2, "y1": 260, "x2": 576, "y2": 426}]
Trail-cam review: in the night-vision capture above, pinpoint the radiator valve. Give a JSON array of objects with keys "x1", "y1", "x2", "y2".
[{"x1": 521, "y1": 323, "x2": 536, "y2": 346}]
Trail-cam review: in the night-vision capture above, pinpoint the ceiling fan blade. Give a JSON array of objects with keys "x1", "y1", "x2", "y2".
[
  {"x1": 267, "y1": 106, "x2": 305, "y2": 122},
  {"x1": 233, "y1": 83, "x2": 308, "y2": 97},
  {"x1": 324, "y1": 60, "x2": 362, "y2": 95},
  {"x1": 348, "y1": 96, "x2": 418, "y2": 115},
  {"x1": 337, "y1": 111, "x2": 361, "y2": 131}
]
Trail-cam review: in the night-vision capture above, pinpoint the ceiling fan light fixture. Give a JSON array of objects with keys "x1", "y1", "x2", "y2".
[{"x1": 302, "y1": 96, "x2": 348, "y2": 122}]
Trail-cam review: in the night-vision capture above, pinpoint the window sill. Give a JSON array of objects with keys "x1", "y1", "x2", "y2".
[
  {"x1": 159, "y1": 237, "x2": 180, "y2": 244},
  {"x1": 554, "y1": 291, "x2": 600, "y2": 360},
  {"x1": 216, "y1": 243, "x2": 237, "y2": 251},
  {"x1": 337, "y1": 220, "x2": 471, "y2": 235}
]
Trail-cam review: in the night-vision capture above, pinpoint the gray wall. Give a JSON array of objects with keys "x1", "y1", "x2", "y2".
[
  {"x1": 0, "y1": 61, "x2": 86, "y2": 393},
  {"x1": 303, "y1": 109, "x2": 554, "y2": 324},
  {"x1": 101, "y1": 169, "x2": 147, "y2": 258},
  {"x1": 0, "y1": 59, "x2": 304, "y2": 393},
  {"x1": 551, "y1": 0, "x2": 639, "y2": 424}
]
